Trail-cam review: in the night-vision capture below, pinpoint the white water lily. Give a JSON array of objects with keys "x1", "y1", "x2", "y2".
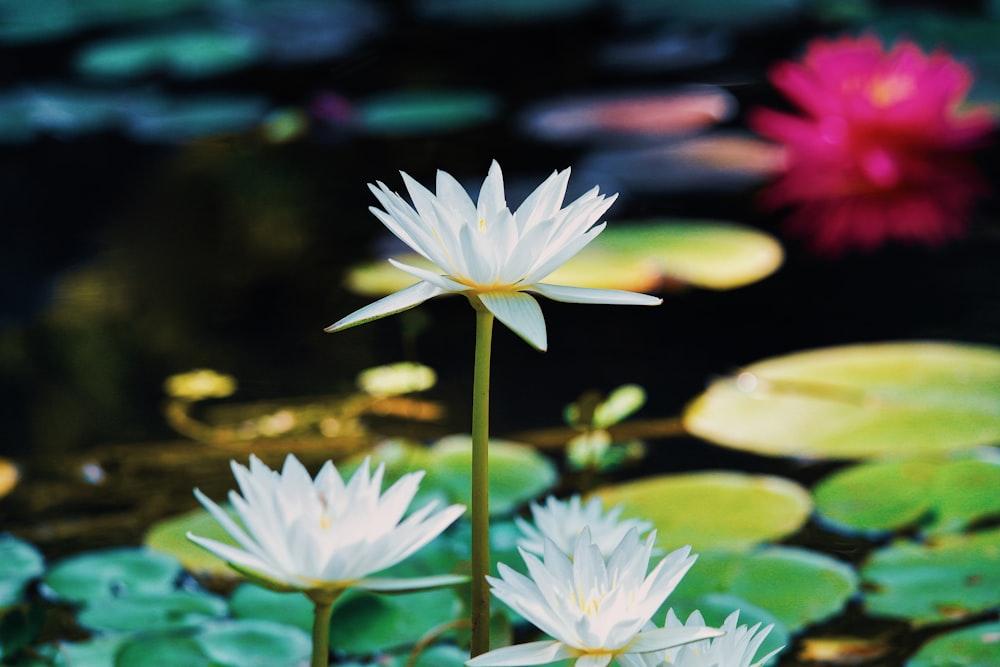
[
  {"x1": 187, "y1": 454, "x2": 465, "y2": 595},
  {"x1": 617, "y1": 609, "x2": 782, "y2": 667},
  {"x1": 325, "y1": 160, "x2": 662, "y2": 351},
  {"x1": 516, "y1": 494, "x2": 654, "y2": 559},
  {"x1": 466, "y1": 528, "x2": 721, "y2": 667}
]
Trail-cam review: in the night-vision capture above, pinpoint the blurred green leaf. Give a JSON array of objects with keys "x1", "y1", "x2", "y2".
[
  {"x1": 359, "y1": 91, "x2": 498, "y2": 135},
  {"x1": 77, "y1": 591, "x2": 227, "y2": 632},
  {"x1": 43, "y1": 548, "x2": 182, "y2": 604},
  {"x1": 684, "y1": 342, "x2": 1000, "y2": 460},
  {"x1": 0, "y1": 535, "x2": 44, "y2": 609},
  {"x1": 76, "y1": 31, "x2": 262, "y2": 80},
  {"x1": 145, "y1": 505, "x2": 240, "y2": 579},
  {"x1": 907, "y1": 620, "x2": 1000, "y2": 667},
  {"x1": 197, "y1": 620, "x2": 311, "y2": 667},
  {"x1": 592, "y1": 471, "x2": 812, "y2": 551},
  {"x1": 329, "y1": 587, "x2": 462, "y2": 655}
]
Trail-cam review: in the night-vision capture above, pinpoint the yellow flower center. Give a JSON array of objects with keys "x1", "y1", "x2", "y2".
[{"x1": 868, "y1": 74, "x2": 915, "y2": 107}]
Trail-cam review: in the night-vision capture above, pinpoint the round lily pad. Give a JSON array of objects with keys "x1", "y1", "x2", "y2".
[
  {"x1": 592, "y1": 471, "x2": 812, "y2": 551},
  {"x1": 229, "y1": 583, "x2": 313, "y2": 632},
  {"x1": 684, "y1": 342, "x2": 1000, "y2": 460},
  {"x1": 115, "y1": 635, "x2": 214, "y2": 667},
  {"x1": 814, "y1": 458, "x2": 1000, "y2": 535},
  {"x1": 197, "y1": 619, "x2": 311, "y2": 667},
  {"x1": 346, "y1": 220, "x2": 783, "y2": 297},
  {"x1": 76, "y1": 591, "x2": 228, "y2": 632},
  {"x1": 671, "y1": 547, "x2": 858, "y2": 631},
  {"x1": 861, "y1": 529, "x2": 1000, "y2": 624},
  {"x1": 0, "y1": 535, "x2": 44, "y2": 608},
  {"x1": 428, "y1": 435, "x2": 558, "y2": 516},
  {"x1": 43, "y1": 547, "x2": 182, "y2": 604},
  {"x1": 907, "y1": 620, "x2": 1000, "y2": 667},
  {"x1": 329, "y1": 588, "x2": 463, "y2": 655}
]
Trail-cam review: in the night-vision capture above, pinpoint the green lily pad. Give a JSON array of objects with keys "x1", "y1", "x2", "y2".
[
  {"x1": 76, "y1": 591, "x2": 227, "y2": 632},
  {"x1": 345, "y1": 220, "x2": 783, "y2": 296},
  {"x1": 144, "y1": 504, "x2": 241, "y2": 578},
  {"x1": 427, "y1": 435, "x2": 558, "y2": 516},
  {"x1": 672, "y1": 547, "x2": 858, "y2": 631},
  {"x1": 76, "y1": 30, "x2": 263, "y2": 80},
  {"x1": 907, "y1": 620, "x2": 1000, "y2": 667},
  {"x1": 229, "y1": 584, "x2": 314, "y2": 633},
  {"x1": 862, "y1": 529, "x2": 1000, "y2": 624},
  {"x1": 684, "y1": 342, "x2": 1000, "y2": 460},
  {"x1": 329, "y1": 587, "x2": 463, "y2": 655},
  {"x1": 43, "y1": 547, "x2": 182, "y2": 604},
  {"x1": 197, "y1": 619, "x2": 311, "y2": 667},
  {"x1": 54, "y1": 636, "x2": 126, "y2": 667},
  {"x1": 0, "y1": 535, "x2": 44, "y2": 608},
  {"x1": 592, "y1": 471, "x2": 812, "y2": 551},
  {"x1": 814, "y1": 458, "x2": 1000, "y2": 535},
  {"x1": 359, "y1": 91, "x2": 499, "y2": 135},
  {"x1": 115, "y1": 635, "x2": 214, "y2": 667}
]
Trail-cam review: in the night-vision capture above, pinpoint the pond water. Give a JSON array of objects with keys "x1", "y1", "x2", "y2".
[{"x1": 1, "y1": 1, "x2": 999, "y2": 666}]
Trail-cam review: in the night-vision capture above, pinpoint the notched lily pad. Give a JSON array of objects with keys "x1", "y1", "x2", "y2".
[
  {"x1": 907, "y1": 620, "x2": 1000, "y2": 667},
  {"x1": 684, "y1": 342, "x2": 1000, "y2": 460},
  {"x1": 592, "y1": 471, "x2": 812, "y2": 551},
  {"x1": 346, "y1": 220, "x2": 782, "y2": 297},
  {"x1": 814, "y1": 458, "x2": 1000, "y2": 535},
  {"x1": 862, "y1": 529, "x2": 1000, "y2": 624},
  {"x1": 42, "y1": 547, "x2": 183, "y2": 604}
]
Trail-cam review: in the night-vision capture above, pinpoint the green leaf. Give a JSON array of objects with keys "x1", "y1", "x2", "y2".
[
  {"x1": 329, "y1": 587, "x2": 463, "y2": 655},
  {"x1": 862, "y1": 529, "x2": 1000, "y2": 624},
  {"x1": 592, "y1": 384, "x2": 646, "y2": 428},
  {"x1": 907, "y1": 620, "x2": 1000, "y2": 667},
  {"x1": 76, "y1": 31, "x2": 262, "y2": 80},
  {"x1": 684, "y1": 342, "x2": 1000, "y2": 460},
  {"x1": 360, "y1": 91, "x2": 499, "y2": 135},
  {"x1": 926, "y1": 459, "x2": 1000, "y2": 535},
  {"x1": 43, "y1": 548, "x2": 182, "y2": 604},
  {"x1": 114, "y1": 634, "x2": 215, "y2": 667},
  {"x1": 144, "y1": 505, "x2": 241, "y2": 578},
  {"x1": 592, "y1": 471, "x2": 812, "y2": 551},
  {"x1": 76, "y1": 591, "x2": 228, "y2": 632},
  {"x1": 229, "y1": 584, "x2": 313, "y2": 633},
  {"x1": 0, "y1": 535, "x2": 44, "y2": 608},
  {"x1": 196, "y1": 620, "x2": 311, "y2": 667}
]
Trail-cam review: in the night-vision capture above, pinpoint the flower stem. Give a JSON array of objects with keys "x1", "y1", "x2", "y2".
[
  {"x1": 310, "y1": 596, "x2": 336, "y2": 667},
  {"x1": 470, "y1": 308, "x2": 494, "y2": 657}
]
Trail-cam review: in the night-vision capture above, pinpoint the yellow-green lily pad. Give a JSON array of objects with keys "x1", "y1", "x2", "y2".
[
  {"x1": 814, "y1": 459, "x2": 1000, "y2": 535},
  {"x1": 684, "y1": 342, "x2": 1000, "y2": 460},
  {"x1": 144, "y1": 505, "x2": 241, "y2": 578},
  {"x1": 591, "y1": 471, "x2": 812, "y2": 552},
  {"x1": 346, "y1": 220, "x2": 782, "y2": 296},
  {"x1": 861, "y1": 529, "x2": 1000, "y2": 624}
]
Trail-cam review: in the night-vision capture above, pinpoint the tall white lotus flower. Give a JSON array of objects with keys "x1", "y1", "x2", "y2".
[
  {"x1": 466, "y1": 528, "x2": 721, "y2": 667},
  {"x1": 187, "y1": 454, "x2": 466, "y2": 596},
  {"x1": 516, "y1": 494, "x2": 654, "y2": 559},
  {"x1": 325, "y1": 160, "x2": 662, "y2": 351},
  {"x1": 617, "y1": 610, "x2": 782, "y2": 667}
]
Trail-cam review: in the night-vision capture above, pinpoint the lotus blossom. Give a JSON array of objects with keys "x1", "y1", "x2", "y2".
[
  {"x1": 515, "y1": 494, "x2": 654, "y2": 558},
  {"x1": 751, "y1": 34, "x2": 995, "y2": 254},
  {"x1": 187, "y1": 454, "x2": 465, "y2": 595},
  {"x1": 618, "y1": 610, "x2": 782, "y2": 667},
  {"x1": 466, "y1": 528, "x2": 721, "y2": 667},
  {"x1": 325, "y1": 160, "x2": 661, "y2": 351}
]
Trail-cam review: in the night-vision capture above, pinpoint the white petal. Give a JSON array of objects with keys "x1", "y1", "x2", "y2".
[
  {"x1": 185, "y1": 533, "x2": 291, "y2": 585},
  {"x1": 531, "y1": 283, "x2": 662, "y2": 306},
  {"x1": 523, "y1": 222, "x2": 606, "y2": 284},
  {"x1": 478, "y1": 291, "x2": 548, "y2": 351},
  {"x1": 387, "y1": 258, "x2": 468, "y2": 292},
  {"x1": 325, "y1": 281, "x2": 446, "y2": 332},
  {"x1": 628, "y1": 626, "x2": 725, "y2": 653},
  {"x1": 477, "y1": 160, "x2": 507, "y2": 222},
  {"x1": 575, "y1": 656, "x2": 612, "y2": 667},
  {"x1": 465, "y1": 640, "x2": 572, "y2": 666},
  {"x1": 353, "y1": 573, "x2": 469, "y2": 592}
]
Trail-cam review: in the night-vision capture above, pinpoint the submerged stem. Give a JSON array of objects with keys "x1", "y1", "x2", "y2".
[{"x1": 470, "y1": 308, "x2": 494, "y2": 657}]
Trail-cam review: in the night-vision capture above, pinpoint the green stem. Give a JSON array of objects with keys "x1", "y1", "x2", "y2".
[
  {"x1": 310, "y1": 596, "x2": 336, "y2": 667},
  {"x1": 470, "y1": 308, "x2": 494, "y2": 657}
]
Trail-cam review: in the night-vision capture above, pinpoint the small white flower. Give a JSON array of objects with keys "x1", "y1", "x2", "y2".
[
  {"x1": 466, "y1": 528, "x2": 721, "y2": 667},
  {"x1": 187, "y1": 454, "x2": 466, "y2": 596},
  {"x1": 516, "y1": 494, "x2": 654, "y2": 558},
  {"x1": 617, "y1": 609, "x2": 782, "y2": 667},
  {"x1": 326, "y1": 160, "x2": 661, "y2": 351}
]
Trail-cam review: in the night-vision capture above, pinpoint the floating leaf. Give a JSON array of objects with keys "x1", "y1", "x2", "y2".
[
  {"x1": 814, "y1": 458, "x2": 1000, "y2": 535},
  {"x1": 76, "y1": 591, "x2": 227, "y2": 632},
  {"x1": 42, "y1": 548, "x2": 182, "y2": 604},
  {"x1": 672, "y1": 548, "x2": 858, "y2": 631},
  {"x1": 56, "y1": 635, "x2": 127, "y2": 667},
  {"x1": 592, "y1": 384, "x2": 646, "y2": 428},
  {"x1": 122, "y1": 94, "x2": 267, "y2": 143},
  {"x1": 229, "y1": 584, "x2": 314, "y2": 633},
  {"x1": 519, "y1": 87, "x2": 735, "y2": 141},
  {"x1": 346, "y1": 220, "x2": 782, "y2": 296},
  {"x1": 0, "y1": 535, "x2": 44, "y2": 608},
  {"x1": 592, "y1": 472, "x2": 812, "y2": 551},
  {"x1": 115, "y1": 635, "x2": 213, "y2": 667},
  {"x1": 862, "y1": 529, "x2": 1000, "y2": 624},
  {"x1": 907, "y1": 620, "x2": 1000, "y2": 667},
  {"x1": 144, "y1": 505, "x2": 241, "y2": 578},
  {"x1": 359, "y1": 91, "x2": 499, "y2": 135},
  {"x1": 330, "y1": 588, "x2": 462, "y2": 655},
  {"x1": 428, "y1": 435, "x2": 558, "y2": 516},
  {"x1": 684, "y1": 342, "x2": 1000, "y2": 460},
  {"x1": 197, "y1": 619, "x2": 311, "y2": 667}
]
